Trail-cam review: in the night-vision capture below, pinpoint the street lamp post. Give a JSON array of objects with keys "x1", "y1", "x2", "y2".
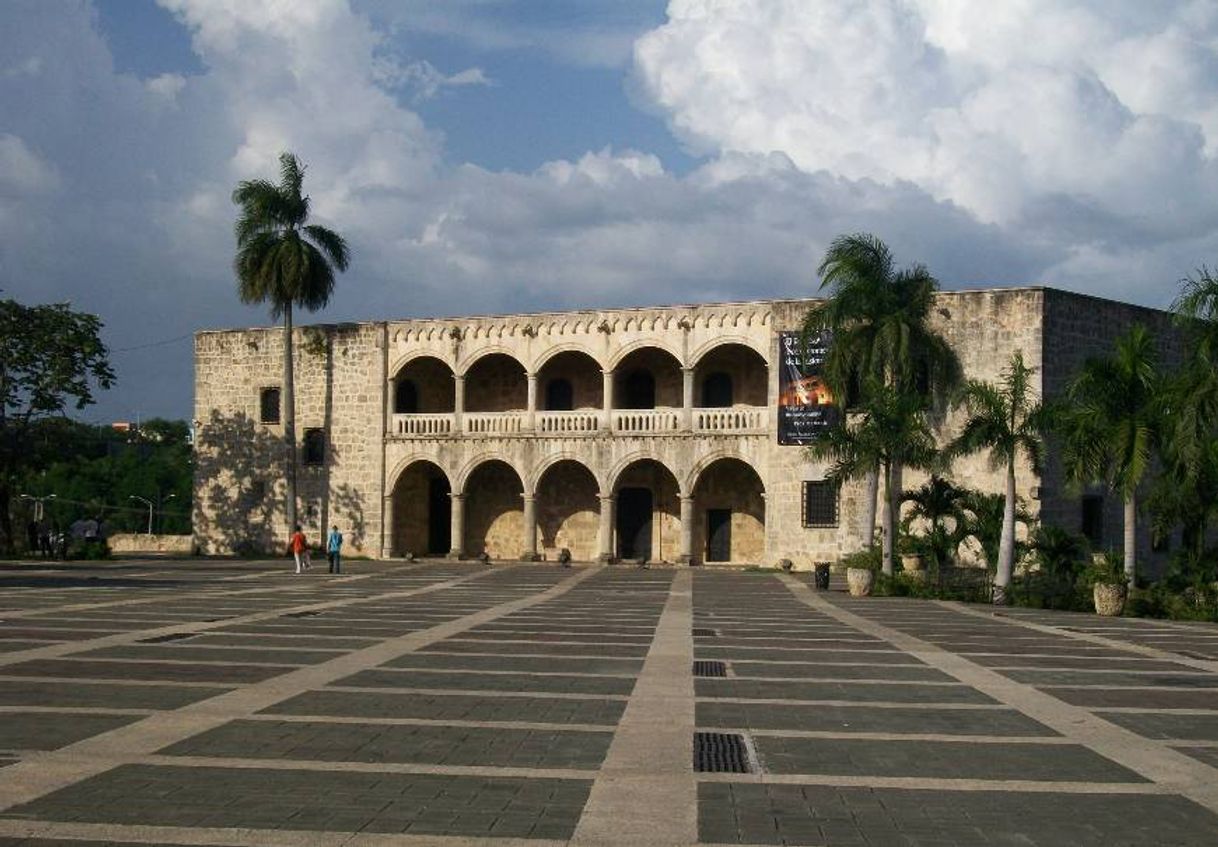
[
  {"x1": 19, "y1": 493, "x2": 56, "y2": 523},
  {"x1": 159, "y1": 493, "x2": 177, "y2": 535},
  {"x1": 129, "y1": 495, "x2": 153, "y2": 535}
]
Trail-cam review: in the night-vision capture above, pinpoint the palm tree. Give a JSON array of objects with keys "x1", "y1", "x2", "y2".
[
  {"x1": 901, "y1": 476, "x2": 967, "y2": 570},
  {"x1": 957, "y1": 489, "x2": 1034, "y2": 575},
  {"x1": 801, "y1": 233, "x2": 961, "y2": 546},
  {"x1": 232, "y1": 152, "x2": 350, "y2": 533},
  {"x1": 809, "y1": 380, "x2": 938, "y2": 574},
  {"x1": 1057, "y1": 325, "x2": 1160, "y2": 585},
  {"x1": 947, "y1": 351, "x2": 1047, "y2": 604}
]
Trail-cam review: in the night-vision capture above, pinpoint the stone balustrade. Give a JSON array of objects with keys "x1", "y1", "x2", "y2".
[
  {"x1": 464, "y1": 411, "x2": 525, "y2": 435},
  {"x1": 390, "y1": 406, "x2": 768, "y2": 438},
  {"x1": 693, "y1": 407, "x2": 768, "y2": 433},
  {"x1": 537, "y1": 410, "x2": 601, "y2": 433},
  {"x1": 612, "y1": 408, "x2": 683, "y2": 434},
  {"x1": 393, "y1": 413, "x2": 454, "y2": 436}
]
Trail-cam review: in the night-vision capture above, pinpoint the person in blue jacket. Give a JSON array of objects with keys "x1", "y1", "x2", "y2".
[{"x1": 326, "y1": 525, "x2": 343, "y2": 574}]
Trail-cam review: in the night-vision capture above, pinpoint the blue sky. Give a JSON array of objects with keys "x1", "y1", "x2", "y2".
[{"x1": 3, "y1": 0, "x2": 1218, "y2": 422}]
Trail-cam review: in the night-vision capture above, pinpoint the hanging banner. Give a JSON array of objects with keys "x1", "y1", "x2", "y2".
[{"x1": 778, "y1": 331, "x2": 838, "y2": 445}]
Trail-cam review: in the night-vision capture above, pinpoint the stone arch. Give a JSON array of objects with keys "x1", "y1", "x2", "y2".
[
  {"x1": 607, "y1": 339, "x2": 684, "y2": 371},
  {"x1": 462, "y1": 458, "x2": 526, "y2": 559},
  {"x1": 611, "y1": 456, "x2": 682, "y2": 562},
  {"x1": 388, "y1": 455, "x2": 455, "y2": 492},
  {"x1": 691, "y1": 456, "x2": 766, "y2": 564},
  {"x1": 537, "y1": 348, "x2": 603, "y2": 412},
  {"x1": 534, "y1": 458, "x2": 601, "y2": 561},
  {"x1": 389, "y1": 459, "x2": 452, "y2": 558},
  {"x1": 609, "y1": 452, "x2": 683, "y2": 496},
  {"x1": 461, "y1": 352, "x2": 528, "y2": 413},
  {"x1": 612, "y1": 345, "x2": 683, "y2": 410},
  {"x1": 689, "y1": 336, "x2": 768, "y2": 367},
  {"x1": 532, "y1": 343, "x2": 604, "y2": 373},
  {"x1": 529, "y1": 452, "x2": 607, "y2": 495},
  {"x1": 685, "y1": 450, "x2": 760, "y2": 499},
  {"x1": 691, "y1": 341, "x2": 768, "y2": 408},
  {"x1": 390, "y1": 355, "x2": 455, "y2": 414},
  {"x1": 455, "y1": 452, "x2": 526, "y2": 495},
  {"x1": 456, "y1": 346, "x2": 527, "y2": 376}
]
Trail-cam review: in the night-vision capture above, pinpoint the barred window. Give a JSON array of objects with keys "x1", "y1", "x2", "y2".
[
  {"x1": 802, "y1": 481, "x2": 839, "y2": 527},
  {"x1": 302, "y1": 428, "x2": 325, "y2": 466},
  {"x1": 259, "y1": 387, "x2": 281, "y2": 424}
]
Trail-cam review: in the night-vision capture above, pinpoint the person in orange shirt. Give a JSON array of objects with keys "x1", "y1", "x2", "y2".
[{"x1": 289, "y1": 525, "x2": 310, "y2": 574}]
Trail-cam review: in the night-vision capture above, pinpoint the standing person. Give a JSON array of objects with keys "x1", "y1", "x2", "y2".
[
  {"x1": 327, "y1": 525, "x2": 343, "y2": 574},
  {"x1": 289, "y1": 525, "x2": 310, "y2": 574}
]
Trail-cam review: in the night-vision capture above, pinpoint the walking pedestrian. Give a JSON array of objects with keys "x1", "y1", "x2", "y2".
[
  {"x1": 327, "y1": 524, "x2": 343, "y2": 574},
  {"x1": 289, "y1": 525, "x2": 310, "y2": 574}
]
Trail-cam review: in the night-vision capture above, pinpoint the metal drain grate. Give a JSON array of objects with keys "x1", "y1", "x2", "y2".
[
  {"x1": 137, "y1": 632, "x2": 195, "y2": 644},
  {"x1": 693, "y1": 660, "x2": 727, "y2": 678},
  {"x1": 692, "y1": 627, "x2": 719, "y2": 638},
  {"x1": 694, "y1": 732, "x2": 751, "y2": 773},
  {"x1": 281, "y1": 610, "x2": 323, "y2": 618}
]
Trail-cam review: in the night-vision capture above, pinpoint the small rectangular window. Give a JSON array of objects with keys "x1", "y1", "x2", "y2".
[
  {"x1": 802, "y1": 481, "x2": 838, "y2": 528},
  {"x1": 259, "y1": 387, "x2": 281, "y2": 424},
  {"x1": 1081, "y1": 495, "x2": 1104, "y2": 546},
  {"x1": 302, "y1": 428, "x2": 325, "y2": 466}
]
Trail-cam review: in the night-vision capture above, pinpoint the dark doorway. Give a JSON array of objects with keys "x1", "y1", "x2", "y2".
[
  {"x1": 623, "y1": 370, "x2": 656, "y2": 409},
  {"x1": 706, "y1": 509, "x2": 732, "y2": 562},
  {"x1": 617, "y1": 487, "x2": 653, "y2": 560},
  {"x1": 545, "y1": 378, "x2": 574, "y2": 411},
  {"x1": 395, "y1": 380, "x2": 419, "y2": 414},
  {"x1": 427, "y1": 477, "x2": 451, "y2": 554},
  {"x1": 702, "y1": 372, "x2": 733, "y2": 407}
]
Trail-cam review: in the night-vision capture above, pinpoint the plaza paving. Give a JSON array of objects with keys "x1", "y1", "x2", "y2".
[{"x1": 0, "y1": 561, "x2": 1217, "y2": 845}]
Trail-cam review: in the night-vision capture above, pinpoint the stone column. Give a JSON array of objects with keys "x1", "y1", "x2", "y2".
[
  {"x1": 601, "y1": 370, "x2": 614, "y2": 432},
  {"x1": 526, "y1": 372, "x2": 538, "y2": 432},
  {"x1": 381, "y1": 493, "x2": 394, "y2": 558},
  {"x1": 678, "y1": 495, "x2": 695, "y2": 565},
  {"x1": 453, "y1": 374, "x2": 465, "y2": 434},
  {"x1": 597, "y1": 494, "x2": 616, "y2": 562},
  {"x1": 447, "y1": 493, "x2": 465, "y2": 559},
  {"x1": 521, "y1": 494, "x2": 540, "y2": 560},
  {"x1": 682, "y1": 367, "x2": 695, "y2": 431}
]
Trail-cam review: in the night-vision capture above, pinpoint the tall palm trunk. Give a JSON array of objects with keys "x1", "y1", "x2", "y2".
[
  {"x1": 1124, "y1": 491, "x2": 1136, "y2": 584},
  {"x1": 994, "y1": 459, "x2": 1016, "y2": 604},
  {"x1": 862, "y1": 468, "x2": 879, "y2": 547},
  {"x1": 880, "y1": 460, "x2": 896, "y2": 575},
  {"x1": 282, "y1": 303, "x2": 297, "y2": 534}
]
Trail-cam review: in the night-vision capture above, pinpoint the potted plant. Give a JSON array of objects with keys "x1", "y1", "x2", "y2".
[
  {"x1": 1087, "y1": 550, "x2": 1128, "y2": 616},
  {"x1": 840, "y1": 547, "x2": 880, "y2": 597},
  {"x1": 898, "y1": 534, "x2": 927, "y2": 575}
]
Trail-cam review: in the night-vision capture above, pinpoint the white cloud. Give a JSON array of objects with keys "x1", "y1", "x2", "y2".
[
  {"x1": 634, "y1": 0, "x2": 1218, "y2": 228},
  {"x1": 0, "y1": 0, "x2": 1216, "y2": 422}
]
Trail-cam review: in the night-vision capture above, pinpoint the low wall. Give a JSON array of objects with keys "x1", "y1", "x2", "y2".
[{"x1": 108, "y1": 534, "x2": 194, "y2": 554}]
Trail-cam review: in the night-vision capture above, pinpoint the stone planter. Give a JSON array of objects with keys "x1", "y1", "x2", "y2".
[
  {"x1": 1093, "y1": 582, "x2": 1126, "y2": 617},
  {"x1": 846, "y1": 567, "x2": 875, "y2": 597},
  {"x1": 900, "y1": 554, "x2": 925, "y2": 572}
]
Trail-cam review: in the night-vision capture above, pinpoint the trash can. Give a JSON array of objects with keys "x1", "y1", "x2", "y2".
[{"x1": 813, "y1": 562, "x2": 831, "y2": 590}]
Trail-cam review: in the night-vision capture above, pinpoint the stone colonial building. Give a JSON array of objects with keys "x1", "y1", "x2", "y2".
[{"x1": 193, "y1": 287, "x2": 1176, "y2": 568}]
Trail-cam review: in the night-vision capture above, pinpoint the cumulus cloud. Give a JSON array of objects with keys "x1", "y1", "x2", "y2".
[
  {"x1": 634, "y1": 0, "x2": 1218, "y2": 233},
  {"x1": 0, "y1": 0, "x2": 1215, "y2": 420}
]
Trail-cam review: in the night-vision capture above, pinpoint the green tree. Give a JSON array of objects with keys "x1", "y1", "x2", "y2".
[
  {"x1": 809, "y1": 381, "x2": 938, "y2": 574},
  {"x1": 0, "y1": 299, "x2": 114, "y2": 552},
  {"x1": 947, "y1": 351, "x2": 1047, "y2": 603},
  {"x1": 1057, "y1": 325, "x2": 1160, "y2": 584},
  {"x1": 802, "y1": 233, "x2": 960, "y2": 548},
  {"x1": 958, "y1": 489, "x2": 1033, "y2": 575},
  {"x1": 232, "y1": 152, "x2": 350, "y2": 533},
  {"x1": 900, "y1": 475, "x2": 968, "y2": 569}
]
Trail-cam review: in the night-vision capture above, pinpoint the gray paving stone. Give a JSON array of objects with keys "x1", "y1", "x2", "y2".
[
  {"x1": 160, "y1": 718, "x2": 612, "y2": 768},
  {"x1": 388, "y1": 652, "x2": 643, "y2": 674},
  {"x1": 334, "y1": 668, "x2": 636, "y2": 695},
  {"x1": 753, "y1": 736, "x2": 1146, "y2": 781},
  {"x1": 696, "y1": 678, "x2": 997, "y2": 704},
  {"x1": 74, "y1": 645, "x2": 342, "y2": 664},
  {"x1": 2, "y1": 659, "x2": 288, "y2": 684},
  {"x1": 1097, "y1": 711, "x2": 1218, "y2": 740},
  {"x1": 728, "y1": 661, "x2": 954, "y2": 682},
  {"x1": 0, "y1": 713, "x2": 143, "y2": 752},
  {"x1": 0, "y1": 680, "x2": 230, "y2": 710},
  {"x1": 1044, "y1": 687, "x2": 1218, "y2": 709},
  {"x1": 698, "y1": 782, "x2": 1218, "y2": 846},
  {"x1": 696, "y1": 701, "x2": 1057, "y2": 736},
  {"x1": 265, "y1": 688, "x2": 627, "y2": 725}
]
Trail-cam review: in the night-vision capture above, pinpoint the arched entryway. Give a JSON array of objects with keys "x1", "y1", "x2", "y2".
[
  {"x1": 694, "y1": 343, "x2": 768, "y2": 408},
  {"x1": 613, "y1": 347, "x2": 682, "y2": 410},
  {"x1": 613, "y1": 458, "x2": 681, "y2": 562},
  {"x1": 537, "y1": 350, "x2": 602, "y2": 411},
  {"x1": 535, "y1": 459, "x2": 600, "y2": 561},
  {"x1": 392, "y1": 356, "x2": 455, "y2": 413},
  {"x1": 464, "y1": 353, "x2": 527, "y2": 412},
  {"x1": 692, "y1": 458, "x2": 765, "y2": 564},
  {"x1": 391, "y1": 461, "x2": 452, "y2": 557},
  {"x1": 463, "y1": 459, "x2": 525, "y2": 558}
]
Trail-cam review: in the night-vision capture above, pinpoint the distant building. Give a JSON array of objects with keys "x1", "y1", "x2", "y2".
[{"x1": 193, "y1": 287, "x2": 1177, "y2": 567}]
